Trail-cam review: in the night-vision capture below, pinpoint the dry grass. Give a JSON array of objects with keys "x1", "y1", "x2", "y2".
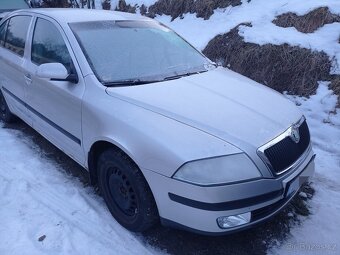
[
  {"x1": 102, "y1": 0, "x2": 111, "y2": 10},
  {"x1": 41, "y1": 0, "x2": 70, "y2": 7},
  {"x1": 203, "y1": 23, "x2": 335, "y2": 97},
  {"x1": 273, "y1": 7, "x2": 340, "y2": 33},
  {"x1": 115, "y1": 0, "x2": 241, "y2": 20},
  {"x1": 149, "y1": 0, "x2": 241, "y2": 20},
  {"x1": 115, "y1": 0, "x2": 137, "y2": 13}
]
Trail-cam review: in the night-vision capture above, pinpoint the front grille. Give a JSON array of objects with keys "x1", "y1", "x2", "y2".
[{"x1": 264, "y1": 120, "x2": 310, "y2": 174}]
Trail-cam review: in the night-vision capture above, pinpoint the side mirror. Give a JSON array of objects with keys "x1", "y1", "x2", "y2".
[{"x1": 36, "y1": 63, "x2": 78, "y2": 83}]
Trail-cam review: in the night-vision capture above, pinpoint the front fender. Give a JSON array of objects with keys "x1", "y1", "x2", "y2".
[{"x1": 82, "y1": 75, "x2": 241, "y2": 177}]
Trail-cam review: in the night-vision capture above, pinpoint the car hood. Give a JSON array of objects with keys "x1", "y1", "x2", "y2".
[{"x1": 106, "y1": 68, "x2": 302, "y2": 150}]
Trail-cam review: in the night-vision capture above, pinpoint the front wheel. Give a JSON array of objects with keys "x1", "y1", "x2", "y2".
[
  {"x1": 97, "y1": 148, "x2": 159, "y2": 232},
  {"x1": 0, "y1": 89, "x2": 16, "y2": 123}
]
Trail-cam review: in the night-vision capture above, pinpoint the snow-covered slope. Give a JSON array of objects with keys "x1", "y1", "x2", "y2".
[{"x1": 153, "y1": 0, "x2": 340, "y2": 74}]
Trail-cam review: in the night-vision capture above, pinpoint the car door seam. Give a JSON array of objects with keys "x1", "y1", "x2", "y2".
[{"x1": 2, "y1": 86, "x2": 81, "y2": 146}]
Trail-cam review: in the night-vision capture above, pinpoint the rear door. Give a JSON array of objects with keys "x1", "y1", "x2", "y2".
[
  {"x1": 23, "y1": 16, "x2": 85, "y2": 164},
  {"x1": 0, "y1": 15, "x2": 33, "y2": 124}
]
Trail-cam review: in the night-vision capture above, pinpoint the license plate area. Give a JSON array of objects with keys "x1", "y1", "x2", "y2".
[{"x1": 285, "y1": 177, "x2": 300, "y2": 198}]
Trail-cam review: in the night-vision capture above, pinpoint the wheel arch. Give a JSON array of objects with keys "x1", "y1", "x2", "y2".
[
  {"x1": 87, "y1": 138, "x2": 143, "y2": 186},
  {"x1": 90, "y1": 139, "x2": 160, "y2": 231}
]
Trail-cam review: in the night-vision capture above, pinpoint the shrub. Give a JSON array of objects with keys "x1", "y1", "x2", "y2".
[
  {"x1": 273, "y1": 7, "x2": 340, "y2": 33},
  {"x1": 203, "y1": 24, "x2": 334, "y2": 96},
  {"x1": 102, "y1": 0, "x2": 111, "y2": 10}
]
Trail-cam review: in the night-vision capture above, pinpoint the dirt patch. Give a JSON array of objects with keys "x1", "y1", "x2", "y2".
[
  {"x1": 203, "y1": 23, "x2": 334, "y2": 96},
  {"x1": 273, "y1": 7, "x2": 340, "y2": 33},
  {"x1": 115, "y1": 0, "x2": 241, "y2": 20}
]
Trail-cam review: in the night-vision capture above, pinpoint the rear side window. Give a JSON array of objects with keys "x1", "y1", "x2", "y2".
[
  {"x1": 5, "y1": 16, "x2": 31, "y2": 57},
  {"x1": 31, "y1": 18, "x2": 72, "y2": 72},
  {"x1": 0, "y1": 20, "x2": 8, "y2": 46}
]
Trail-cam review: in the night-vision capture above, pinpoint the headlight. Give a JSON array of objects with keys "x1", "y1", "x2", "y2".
[{"x1": 173, "y1": 153, "x2": 261, "y2": 186}]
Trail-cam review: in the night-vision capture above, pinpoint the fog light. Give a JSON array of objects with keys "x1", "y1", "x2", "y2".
[{"x1": 217, "y1": 212, "x2": 251, "y2": 229}]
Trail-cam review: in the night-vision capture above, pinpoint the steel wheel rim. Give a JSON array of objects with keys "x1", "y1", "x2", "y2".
[{"x1": 107, "y1": 167, "x2": 138, "y2": 217}]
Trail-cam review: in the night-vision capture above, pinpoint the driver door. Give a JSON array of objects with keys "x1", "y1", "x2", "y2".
[{"x1": 23, "y1": 16, "x2": 85, "y2": 164}]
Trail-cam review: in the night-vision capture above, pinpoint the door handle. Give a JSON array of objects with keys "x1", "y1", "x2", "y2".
[{"x1": 24, "y1": 74, "x2": 32, "y2": 85}]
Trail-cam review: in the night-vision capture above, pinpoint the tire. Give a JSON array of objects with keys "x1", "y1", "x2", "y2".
[
  {"x1": 97, "y1": 148, "x2": 159, "y2": 232},
  {"x1": 0, "y1": 89, "x2": 16, "y2": 123}
]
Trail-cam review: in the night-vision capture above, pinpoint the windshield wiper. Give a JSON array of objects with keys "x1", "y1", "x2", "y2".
[
  {"x1": 103, "y1": 69, "x2": 210, "y2": 87},
  {"x1": 164, "y1": 70, "x2": 208, "y2": 81},
  {"x1": 103, "y1": 79, "x2": 160, "y2": 87}
]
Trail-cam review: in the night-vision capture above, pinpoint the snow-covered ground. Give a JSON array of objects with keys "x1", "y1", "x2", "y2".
[
  {"x1": 272, "y1": 84, "x2": 340, "y2": 255},
  {"x1": 1, "y1": 0, "x2": 340, "y2": 254},
  {"x1": 0, "y1": 126, "x2": 159, "y2": 254}
]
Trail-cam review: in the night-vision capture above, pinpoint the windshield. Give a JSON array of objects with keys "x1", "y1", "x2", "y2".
[
  {"x1": 0, "y1": 0, "x2": 30, "y2": 10},
  {"x1": 70, "y1": 20, "x2": 214, "y2": 86}
]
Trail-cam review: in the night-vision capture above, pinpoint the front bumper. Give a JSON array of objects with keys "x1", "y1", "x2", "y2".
[{"x1": 143, "y1": 148, "x2": 315, "y2": 235}]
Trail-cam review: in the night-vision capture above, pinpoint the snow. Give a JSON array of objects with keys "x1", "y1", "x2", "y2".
[
  {"x1": 299, "y1": 192, "x2": 307, "y2": 199},
  {"x1": 124, "y1": 0, "x2": 157, "y2": 6},
  {"x1": 154, "y1": 0, "x2": 340, "y2": 73},
  {"x1": 95, "y1": 0, "x2": 103, "y2": 9},
  {"x1": 270, "y1": 83, "x2": 340, "y2": 255},
  {"x1": 0, "y1": 126, "x2": 158, "y2": 255}
]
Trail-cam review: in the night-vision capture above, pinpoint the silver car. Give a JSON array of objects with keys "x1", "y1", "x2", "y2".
[{"x1": 0, "y1": 9, "x2": 315, "y2": 235}]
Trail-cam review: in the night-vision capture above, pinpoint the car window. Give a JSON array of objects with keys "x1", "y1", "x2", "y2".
[
  {"x1": 31, "y1": 18, "x2": 72, "y2": 73},
  {"x1": 5, "y1": 15, "x2": 31, "y2": 57},
  {"x1": 0, "y1": 20, "x2": 8, "y2": 46},
  {"x1": 70, "y1": 20, "x2": 211, "y2": 84}
]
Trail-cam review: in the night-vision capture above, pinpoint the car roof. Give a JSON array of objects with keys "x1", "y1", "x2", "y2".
[{"x1": 12, "y1": 8, "x2": 151, "y2": 23}]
